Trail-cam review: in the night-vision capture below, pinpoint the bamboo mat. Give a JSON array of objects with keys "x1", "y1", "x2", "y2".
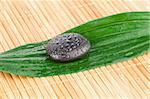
[{"x1": 0, "y1": 0, "x2": 150, "y2": 98}]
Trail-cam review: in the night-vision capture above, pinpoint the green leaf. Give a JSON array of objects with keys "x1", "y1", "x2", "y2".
[{"x1": 0, "y1": 12, "x2": 150, "y2": 77}]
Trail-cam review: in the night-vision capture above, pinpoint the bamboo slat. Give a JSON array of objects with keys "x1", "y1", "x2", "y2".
[{"x1": 0, "y1": 0, "x2": 150, "y2": 99}]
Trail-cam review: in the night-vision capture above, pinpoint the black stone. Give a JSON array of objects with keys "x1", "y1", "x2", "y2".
[{"x1": 46, "y1": 33, "x2": 91, "y2": 62}]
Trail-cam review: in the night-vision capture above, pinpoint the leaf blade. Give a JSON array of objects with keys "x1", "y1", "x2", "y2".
[{"x1": 0, "y1": 12, "x2": 150, "y2": 77}]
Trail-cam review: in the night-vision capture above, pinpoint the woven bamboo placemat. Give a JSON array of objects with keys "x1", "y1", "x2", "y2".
[{"x1": 0, "y1": 0, "x2": 150, "y2": 98}]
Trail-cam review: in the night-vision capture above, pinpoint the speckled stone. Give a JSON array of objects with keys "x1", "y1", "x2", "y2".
[{"x1": 46, "y1": 33, "x2": 91, "y2": 62}]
